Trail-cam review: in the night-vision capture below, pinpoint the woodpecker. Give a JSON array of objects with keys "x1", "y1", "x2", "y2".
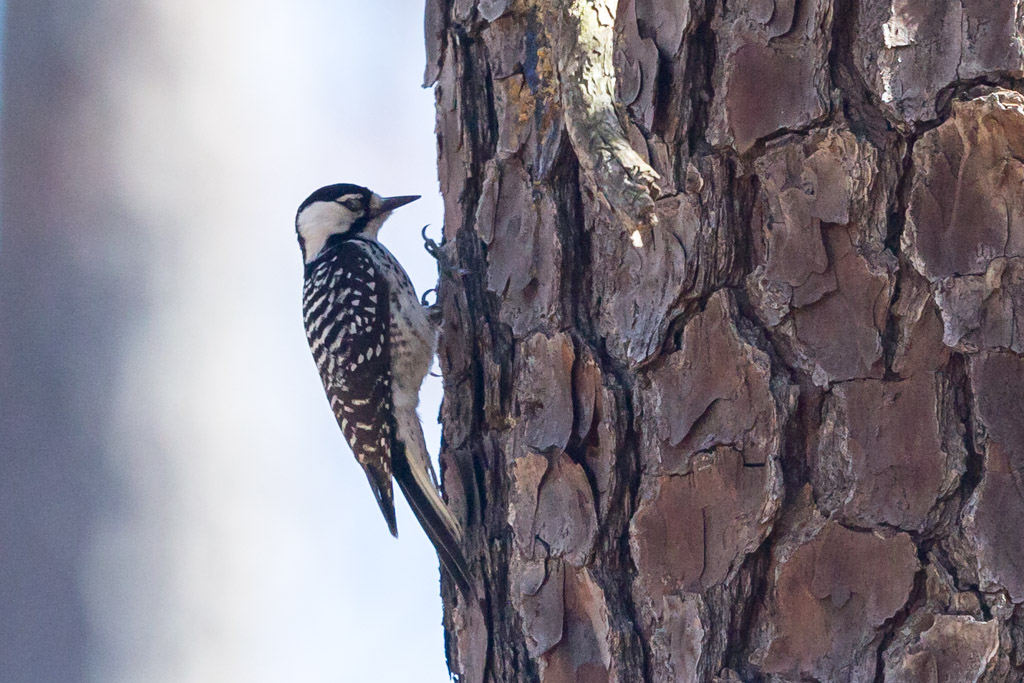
[{"x1": 296, "y1": 183, "x2": 471, "y2": 593}]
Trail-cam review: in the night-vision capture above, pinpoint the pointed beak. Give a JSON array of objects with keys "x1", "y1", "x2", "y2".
[{"x1": 373, "y1": 194, "x2": 420, "y2": 216}]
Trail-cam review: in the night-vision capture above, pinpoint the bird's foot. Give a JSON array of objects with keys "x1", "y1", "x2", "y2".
[
  {"x1": 422, "y1": 225, "x2": 467, "y2": 280},
  {"x1": 421, "y1": 287, "x2": 443, "y2": 328}
]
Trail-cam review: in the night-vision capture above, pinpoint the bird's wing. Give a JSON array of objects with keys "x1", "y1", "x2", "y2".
[{"x1": 304, "y1": 241, "x2": 398, "y2": 535}]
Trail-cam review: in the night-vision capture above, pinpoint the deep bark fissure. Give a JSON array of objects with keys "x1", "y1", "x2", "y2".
[
  {"x1": 732, "y1": 542, "x2": 775, "y2": 678},
  {"x1": 871, "y1": 562, "x2": 930, "y2": 683},
  {"x1": 828, "y1": 0, "x2": 894, "y2": 146},
  {"x1": 558, "y1": 145, "x2": 654, "y2": 681},
  {"x1": 949, "y1": 351, "x2": 985, "y2": 522},
  {"x1": 683, "y1": 0, "x2": 718, "y2": 159}
]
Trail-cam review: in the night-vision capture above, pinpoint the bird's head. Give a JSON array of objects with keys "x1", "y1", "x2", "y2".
[{"x1": 295, "y1": 183, "x2": 419, "y2": 263}]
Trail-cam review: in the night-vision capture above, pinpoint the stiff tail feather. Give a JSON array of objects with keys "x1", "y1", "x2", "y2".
[
  {"x1": 360, "y1": 462, "x2": 398, "y2": 537},
  {"x1": 392, "y1": 443, "x2": 474, "y2": 595}
]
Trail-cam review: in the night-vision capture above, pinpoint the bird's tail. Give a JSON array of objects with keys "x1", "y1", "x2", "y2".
[
  {"x1": 360, "y1": 460, "x2": 398, "y2": 537},
  {"x1": 392, "y1": 409, "x2": 473, "y2": 595}
]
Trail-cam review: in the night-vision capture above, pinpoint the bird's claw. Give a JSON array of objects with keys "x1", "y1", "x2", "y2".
[
  {"x1": 422, "y1": 225, "x2": 467, "y2": 280},
  {"x1": 421, "y1": 287, "x2": 438, "y2": 308},
  {"x1": 422, "y1": 225, "x2": 442, "y2": 261},
  {"x1": 421, "y1": 287, "x2": 443, "y2": 328}
]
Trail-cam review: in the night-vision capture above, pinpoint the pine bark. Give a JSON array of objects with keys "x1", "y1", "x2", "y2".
[{"x1": 427, "y1": 0, "x2": 1024, "y2": 680}]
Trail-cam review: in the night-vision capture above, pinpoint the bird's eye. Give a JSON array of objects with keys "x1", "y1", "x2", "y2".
[{"x1": 339, "y1": 198, "x2": 362, "y2": 212}]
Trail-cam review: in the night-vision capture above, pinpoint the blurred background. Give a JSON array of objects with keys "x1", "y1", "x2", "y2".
[{"x1": 0, "y1": 1, "x2": 452, "y2": 681}]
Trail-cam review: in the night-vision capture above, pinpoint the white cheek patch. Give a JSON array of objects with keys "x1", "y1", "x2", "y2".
[{"x1": 297, "y1": 202, "x2": 355, "y2": 262}]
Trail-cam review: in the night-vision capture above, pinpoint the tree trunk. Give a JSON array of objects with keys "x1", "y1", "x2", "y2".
[{"x1": 428, "y1": 0, "x2": 1024, "y2": 680}]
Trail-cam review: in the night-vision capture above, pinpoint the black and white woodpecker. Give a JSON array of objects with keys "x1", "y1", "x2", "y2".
[{"x1": 296, "y1": 183, "x2": 471, "y2": 593}]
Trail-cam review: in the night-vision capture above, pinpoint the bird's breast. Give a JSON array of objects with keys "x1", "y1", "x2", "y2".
[{"x1": 368, "y1": 248, "x2": 436, "y2": 405}]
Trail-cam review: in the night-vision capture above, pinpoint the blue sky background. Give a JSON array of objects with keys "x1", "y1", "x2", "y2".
[{"x1": 79, "y1": 2, "x2": 453, "y2": 680}]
